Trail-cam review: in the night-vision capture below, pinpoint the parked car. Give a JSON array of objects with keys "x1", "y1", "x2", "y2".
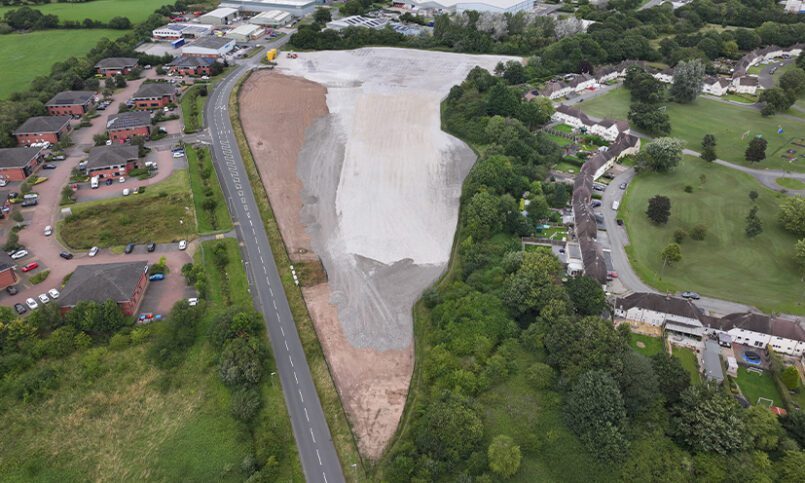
[
  {"x1": 681, "y1": 291, "x2": 701, "y2": 300},
  {"x1": 11, "y1": 249, "x2": 28, "y2": 260},
  {"x1": 7, "y1": 192, "x2": 18, "y2": 199},
  {"x1": 607, "y1": 271, "x2": 619, "y2": 279},
  {"x1": 172, "y1": 151, "x2": 185, "y2": 158},
  {"x1": 21, "y1": 199, "x2": 37, "y2": 207},
  {"x1": 188, "y1": 297, "x2": 199, "y2": 306},
  {"x1": 44, "y1": 225, "x2": 52, "y2": 236},
  {"x1": 14, "y1": 303, "x2": 27, "y2": 315},
  {"x1": 6, "y1": 285, "x2": 18, "y2": 295},
  {"x1": 619, "y1": 183, "x2": 628, "y2": 190},
  {"x1": 124, "y1": 243, "x2": 135, "y2": 254},
  {"x1": 146, "y1": 242, "x2": 156, "y2": 252},
  {"x1": 119, "y1": 176, "x2": 125, "y2": 183},
  {"x1": 105, "y1": 178, "x2": 114, "y2": 186},
  {"x1": 48, "y1": 288, "x2": 60, "y2": 299},
  {"x1": 38, "y1": 293, "x2": 49, "y2": 304},
  {"x1": 178, "y1": 240, "x2": 187, "y2": 250},
  {"x1": 591, "y1": 200, "x2": 602, "y2": 208},
  {"x1": 122, "y1": 188, "x2": 130, "y2": 196},
  {"x1": 88, "y1": 246, "x2": 99, "y2": 257},
  {"x1": 52, "y1": 155, "x2": 66, "y2": 161},
  {"x1": 59, "y1": 251, "x2": 73, "y2": 260},
  {"x1": 171, "y1": 146, "x2": 184, "y2": 152},
  {"x1": 616, "y1": 218, "x2": 624, "y2": 226},
  {"x1": 21, "y1": 261, "x2": 38, "y2": 272},
  {"x1": 25, "y1": 298, "x2": 38, "y2": 310},
  {"x1": 42, "y1": 163, "x2": 57, "y2": 170},
  {"x1": 149, "y1": 273, "x2": 165, "y2": 281}
]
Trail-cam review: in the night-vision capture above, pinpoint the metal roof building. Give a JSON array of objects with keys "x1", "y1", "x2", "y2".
[
  {"x1": 226, "y1": 23, "x2": 265, "y2": 41},
  {"x1": 249, "y1": 9, "x2": 294, "y2": 27},
  {"x1": 221, "y1": 0, "x2": 317, "y2": 15},
  {"x1": 199, "y1": 7, "x2": 240, "y2": 25}
]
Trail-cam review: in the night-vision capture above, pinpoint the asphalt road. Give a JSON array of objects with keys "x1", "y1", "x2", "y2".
[{"x1": 204, "y1": 39, "x2": 346, "y2": 483}]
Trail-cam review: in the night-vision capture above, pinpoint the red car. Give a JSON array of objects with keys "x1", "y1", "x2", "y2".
[{"x1": 21, "y1": 262, "x2": 39, "y2": 272}]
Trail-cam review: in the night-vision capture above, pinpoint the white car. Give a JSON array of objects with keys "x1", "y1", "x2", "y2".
[
  {"x1": 44, "y1": 225, "x2": 52, "y2": 236},
  {"x1": 0, "y1": 179, "x2": 7, "y2": 187},
  {"x1": 37, "y1": 293, "x2": 49, "y2": 304},
  {"x1": 201, "y1": 75, "x2": 209, "y2": 80},
  {"x1": 11, "y1": 250, "x2": 28, "y2": 260},
  {"x1": 172, "y1": 151, "x2": 185, "y2": 158},
  {"x1": 178, "y1": 240, "x2": 187, "y2": 250},
  {"x1": 122, "y1": 188, "x2": 130, "y2": 196},
  {"x1": 25, "y1": 298, "x2": 38, "y2": 310},
  {"x1": 48, "y1": 288, "x2": 60, "y2": 299},
  {"x1": 188, "y1": 297, "x2": 199, "y2": 306},
  {"x1": 89, "y1": 246, "x2": 99, "y2": 257},
  {"x1": 119, "y1": 176, "x2": 125, "y2": 183}
]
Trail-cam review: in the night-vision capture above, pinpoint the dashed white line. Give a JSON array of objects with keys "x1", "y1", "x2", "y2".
[
  {"x1": 272, "y1": 299, "x2": 277, "y2": 309},
  {"x1": 316, "y1": 449, "x2": 322, "y2": 465},
  {"x1": 323, "y1": 472, "x2": 328, "y2": 483},
  {"x1": 304, "y1": 407, "x2": 310, "y2": 422},
  {"x1": 280, "y1": 326, "x2": 285, "y2": 336},
  {"x1": 289, "y1": 355, "x2": 294, "y2": 367},
  {"x1": 294, "y1": 371, "x2": 298, "y2": 384},
  {"x1": 309, "y1": 427, "x2": 316, "y2": 443},
  {"x1": 299, "y1": 389, "x2": 304, "y2": 403},
  {"x1": 284, "y1": 340, "x2": 289, "y2": 351}
]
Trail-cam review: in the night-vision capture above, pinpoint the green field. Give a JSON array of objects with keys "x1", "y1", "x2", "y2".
[
  {"x1": 578, "y1": 88, "x2": 805, "y2": 171},
  {"x1": 629, "y1": 333, "x2": 664, "y2": 357},
  {"x1": 0, "y1": 0, "x2": 173, "y2": 23},
  {"x1": 621, "y1": 156, "x2": 803, "y2": 314},
  {"x1": 187, "y1": 146, "x2": 233, "y2": 233},
  {"x1": 735, "y1": 367, "x2": 783, "y2": 407},
  {"x1": 60, "y1": 170, "x2": 196, "y2": 249},
  {"x1": 0, "y1": 29, "x2": 126, "y2": 98},
  {"x1": 777, "y1": 177, "x2": 805, "y2": 190},
  {"x1": 673, "y1": 347, "x2": 701, "y2": 383}
]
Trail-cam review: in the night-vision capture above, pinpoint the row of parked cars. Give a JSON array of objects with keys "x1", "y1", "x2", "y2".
[{"x1": 13, "y1": 288, "x2": 60, "y2": 314}]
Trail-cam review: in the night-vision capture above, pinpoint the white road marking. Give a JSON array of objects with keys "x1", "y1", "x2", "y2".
[
  {"x1": 323, "y1": 472, "x2": 328, "y2": 483},
  {"x1": 316, "y1": 449, "x2": 322, "y2": 465},
  {"x1": 304, "y1": 407, "x2": 309, "y2": 422},
  {"x1": 294, "y1": 371, "x2": 298, "y2": 384},
  {"x1": 310, "y1": 428, "x2": 316, "y2": 443},
  {"x1": 280, "y1": 326, "x2": 285, "y2": 336},
  {"x1": 284, "y1": 340, "x2": 289, "y2": 351},
  {"x1": 299, "y1": 389, "x2": 304, "y2": 403},
  {"x1": 289, "y1": 355, "x2": 294, "y2": 367}
]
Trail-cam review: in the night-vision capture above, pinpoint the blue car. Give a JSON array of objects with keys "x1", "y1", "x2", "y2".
[{"x1": 148, "y1": 273, "x2": 165, "y2": 281}]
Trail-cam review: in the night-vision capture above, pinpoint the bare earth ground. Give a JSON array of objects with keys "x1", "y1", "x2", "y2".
[{"x1": 240, "y1": 48, "x2": 516, "y2": 459}]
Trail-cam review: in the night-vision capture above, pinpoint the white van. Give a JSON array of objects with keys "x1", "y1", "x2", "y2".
[
  {"x1": 90, "y1": 176, "x2": 99, "y2": 189},
  {"x1": 23, "y1": 193, "x2": 38, "y2": 200},
  {"x1": 612, "y1": 200, "x2": 620, "y2": 211}
]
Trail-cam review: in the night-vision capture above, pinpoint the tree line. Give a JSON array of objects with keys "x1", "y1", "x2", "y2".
[{"x1": 0, "y1": 6, "x2": 132, "y2": 34}]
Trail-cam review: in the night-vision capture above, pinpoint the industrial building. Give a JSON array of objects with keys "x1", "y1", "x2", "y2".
[
  {"x1": 393, "y1": 0, "x2": 534, "y2": 14},
  {"x1": 226, "y1": 23, "x2": 265, "y2": 41},
  {"x1": 326, "y1": 16, "x2": 389, "y2": 31},
  {"x1": 182, "y1": 36, "x2": 237, "y2": 58},
  {"x1": 221, "y1": 0, "x2": 317, "y2": 16},
  {"x1": 152, "y1": 23, "x2": 214, "y2": 40},
  {"x1": 199, "y1": 7, "x2": 240, "y2": 25},
  {"x1": 249, "y1": 9, "x2": 294, "y2": 27}
]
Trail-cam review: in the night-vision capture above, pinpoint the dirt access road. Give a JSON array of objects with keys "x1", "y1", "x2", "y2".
[{"x1": 239, "y1": 48, "x2": 517, "y2": 459}]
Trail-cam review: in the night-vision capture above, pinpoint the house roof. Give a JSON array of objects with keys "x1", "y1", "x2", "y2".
[
  {"x1": 168, "y1": 55, "x2": 215, "y2": 68},
  {"x1": 86, "y1": 145, "x2": 139, "y2": 170},
  {"x1": 0, "y1": 146, "x2": 43, "y2": 169},
  {"x1": 59, "y1": 261, "x2": 148, "y2": 307},
  {"x1": 13, "y1": 116, "x2": 71, "y2": 134},
  {"x1": 46, "y1": 91, "x2": 95, "y2": 107},
  {"x1": 95, "y1": 57, "x2": 138, "y2": 69},
  {"x1": 185, "y1": 36, "x2": 234, "y2": 50},
  {"x1": 711, "y1": 312, "x2": 805, "y2": 342},
  {"x1": 739, "y1": 76, "x2": 758, "y2": 86},
  {"x1": 107, "y1": 111, "x2": 152, "y2": 131},
  {"x1": 555, "y1": 104, "x2": 594, "y2": 126},
  {"x1": 703, "y1": 340, "x2": 724, "y2": 383},
  {"x1": 579, "y1": 236, "x2": 607, "y2": 283},
  {"x1": 0, "y1": 251, "x2": 15, "y2": 271},
  {"x1": 615, "y1": 292, "x2": 703, "y2": 320},
  {"x1": 132, "y1": 82, "x2": 176, "y2": 99}
]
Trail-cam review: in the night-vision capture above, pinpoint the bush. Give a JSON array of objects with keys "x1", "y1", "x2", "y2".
[
  {"x1": 673, "y1": 229, "x2": 687, "y2": 243},
  {"x1": 690, "y1": 224, "x2": 707, "y2": 240},
  {"x1": 29, "y1": 270, "x2": 50, "y2": 285},
  {"x1": 13, "y1": 367, "x2": 59, "y2": 401},
  {"x1": 525, "y1": 362, "x2": 555, "y2": 390},
  {"x1": 109, "y1": 333, "x2": 130, "y2": 350},
  {"x1": 10, "y1": 210, "x2": 23, "y2": 223},
  {"x1": 231, "y1": 387, "x2": 263, "y2": 422},
  {"x1": 684, "y1": 185, "x2": 693, "y2": 193},
  {"x1": 219, "y1": 336, "x2": 266, "y2": 387}
]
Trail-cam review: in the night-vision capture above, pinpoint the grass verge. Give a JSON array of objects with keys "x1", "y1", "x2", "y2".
[
  {"x1": 187, "y1": 146, "x2": 233, "y2": 234},
  {"x1": 181, "y1": 84, "x2": 207, "y2": 134},
  {"x1": 776, "y1": 177, "x2": 805, "y2": 190},
  {"x1": 229, "y1": 72, "x2": 367, "y2": 479}
]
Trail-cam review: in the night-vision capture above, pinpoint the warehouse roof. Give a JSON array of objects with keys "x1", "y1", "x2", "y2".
[
  {"x1": 201, "y1": 7, "x2": 239, "y2": 18},
  {"x1": 46, "y1": 91, "x2": 96, "y2": 107},
  {"x1": 0, "y1": 146, "x2": 43, "y2": 168},
  {"x1": 132, "y1": 82, "x2": 176, "y2": 99},
  {"x1": 60, "y1": 262, "x2": 148, "y2": 308},
  {"x1": 107, "y1": 111, "x2": 152, "y2": 131},
  {"x1": 95, "y1": 57, "x2": 138, "y2": 69},
  {"x1": 168, "y1": 55, "x2": 216, "y2": 68},
  {"x1": 13, "y1": 116, "x2": 71, "y2": 134},
  {"x1": 86, "y1": 144, "x2": 139, "y2": 170},
  {"x1": 186, "y1": 36, "x2": 235, "y2": 50}
]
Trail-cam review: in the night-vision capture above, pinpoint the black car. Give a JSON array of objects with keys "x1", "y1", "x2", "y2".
[
  {"x1": 21, "y1": 199, "x2": 37, "y2": 207},
  {"x1": 14, "y1": 303, "x2": 27, "y2": 315},
  {"x1": 616, "y1": 218, "x2": 624, "y2": 226},
  {"x1": 6, "y1": 285, "x2": 18, "y2": 295},
  {"x1": 7, "y1": 192, "x2": 18, "y2": 200},
  {"x1": 59, "y1": 251, "x2": 74, "y2": 260},
  {"x1": 42, "y1": 164, "x2": 57, "y2": 170},
  {"x1": 105, "y1": 178, "x2": 114, "y2": 186},
  {"x1": 146, "y1": 242, "x2": 156, "y2": 252},
  {"x1": 124, "y1": 243, "x2": 135, "y2": 254}
]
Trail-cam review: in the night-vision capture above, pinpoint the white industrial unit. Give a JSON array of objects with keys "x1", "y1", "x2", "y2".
[
  {"x1": 226, "y1": 24, "x2": 265, "y2": 41},
  {"x1": 249, "y1": 10, "x2": 294, "y2": 27},
  {"x1": 396, "y1": 0, "x2": 533, "y2": 14},
  {"x1": 199, "y1": 7, "x2": 240, "y2": 25},
  {"x1": 221, "y1": 0, "x2": 317, "y2": 16},
  {"x1": 182, "y1": 36, "x2": 237, "y2": 58}
]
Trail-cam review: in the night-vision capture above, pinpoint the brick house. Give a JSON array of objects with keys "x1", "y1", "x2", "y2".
[
  {"x1": 46, "y1": 91, "x2": 96, "y2": 117},
  {"x1": 0, "y1": 146, "x2": 45, "y2": 182},
  {"x1": 13, "y1": 116, "x2": 71, "y2": 146},
  {"x1": 0, "y1": 251, "x2": 18, "y2": 290},
  {"x1": 85, "y1": 144, "x2": 139, "y2": 178},
  {"x1": 131, "y1": 83, "x2": 177, "y2": 110},
  {"x1": 95, "y1": 57, "x2": 138, "y2": 78},
  {"x1": 167, "y1": 55, "x2": 215, "y2": 76},
  {"x1": 58, "y1": 261, "x2": 149, "y2": 316},
  {"x1": 106, "y1": 111, "x2": 152, "y2": 143}
]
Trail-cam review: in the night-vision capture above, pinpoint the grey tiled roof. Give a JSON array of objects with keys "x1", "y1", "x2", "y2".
[
  {"x1": 46, "y1": 91, "x2": 95, "y2": 106},
  {"x1": 59, "y1": 262, "x2": 148, "y2": 307},
  {"x1": 107, "y1": 111, "x2": 152, "y2": 131},
  {"x1": 13, "y1": 116, "x2": 71, "y2": 134},
  {"x1": 0, "y1": 146, "x2": 42, "y2": 168}
]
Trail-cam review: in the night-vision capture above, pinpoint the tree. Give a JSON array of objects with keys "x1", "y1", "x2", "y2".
[
  {"x1": 671, "y1": 59, "x2": 705, "y2": 103},
  {"x1": 231, "y1": 387, "x2": 262, "y2": 422},
  {"x1": 777, "y1": 450, "x2": 805, "y2": 482},
  {"x1": 759, "y1": 87, "x2": 795, "y2": 116},
  {"x1": 779, "y1": 197, "x2": 805, "y2": 237},
  {"x1": 745, "y1": 206, "x2": 763, "y2": 238},
  {"x1": 749, "y1": 190, "x2": 758, "y2": 202},
  {"x1": 638, "y1": 138, "x2": 685, "y2": 172},
  {"x1": 651, "y1": 353, "x2": 690, "y2": 406},
  {"x1": 464, "y1": 190, "x2": 503, "y2": 240},
  {"x1": 745, "y1": 137, "x2": 767, "y2": 162},
  {"x1": 744, "y1": 405, "x2": 784, "y2": 451},
  {"x1": 501, "y1": 61, "x2": 526, "y2": 85},
  {"x1": 779, "y1": 67, "x2": 805, "y2": 97},
  {"x1": 617, "y1": 351, "x2": 659, "y2": 418},
  {"x1": 502, "y1": 250, "x2": 564, "y2": 318},
  {"x1": 566, "y1": 275, "x2": 606, "y2": 316},
  {"x1": 524, "y1": 362, "x2": 554, "y2": 390},
  {"x1": 114, "y1": 74, "x2": 127, "y2": 88},
  {"x1": 646, "y1": 195, "x2": 671, "y2": 224},
  {"x1": 625, "y1": 69, "x2": 665, "y2": 103},
  {"x1": 108, "y1": 16, "x2": 132, "y2": 29},
  {"x1": 671, "y1": 384, "x2": 746, "y2": 454},
  {"x1": 545, "y1": 315, "x2": 629, "y2": 383},
  {"x1": 621, "y1": 436, "x2": 691, "y2": 483},
  {"x1": 488, "y1": 435, "x2": 521, "y2": 478},
  {"x1": 414, "y1": 397, "x2": 483, "y2": 465},
  {"x1": 313, "y1": 7, "x2": 332, "y2": 24},
  {"x1": 219, "y1": 336, "x2": 266, "y2": 387},
  {"x1": 796, "y1": 239, "x2": 805, "y2": 275},
  {"x1": 781, "y1": 365, "x2": 801, "y2": 390},
  {"x1": 701, "y1": 134, "x2": 717, "y2": 162},
  {"x1": 486, "y1": 82, "x2": 520, "y2": 117},
  {"x1": 565, "y1": 370, "x2": 629, "y2": 462},
  {"x1": 781, "y1": 411, "x2": 805, "y2": 447},
  {"x1": 661, "y1": 243, "x2": 682, "y2": 268},
  {"x1": 690, "y1": 224, "x2": 707, "y2": 241},
  {"x1": 628, "y1": 102, "x2": 671, "y2": 136},
  {"x1": 673, "y1": 229, "x2": 687, "y2": 243}
]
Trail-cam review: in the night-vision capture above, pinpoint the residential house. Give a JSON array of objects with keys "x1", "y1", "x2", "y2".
[
  {"x1": 540, "y1": 73, "x2": 597, "y2": 100},
  {"x1": 702, "y1": 77, "x2": 731, "y2": 96},
  {"x1": 564, "y1": 241, "x2": 584, "y2": 277},
  {"x1": 552, "y1": 105, "x2": 631, "y2": 142},
  {"x1": 59, "y1": 262, "x2": 149, "y2": 316},
  {"x1": 589, "y1": 119, "x2": 629, "y2": 142},
  {"x1": 13, "y1": 116, "x2": 71, "y2": 146},
  {"x1": 45, "y1": 91, "x2": 96, "y2": 117},
  {"x1": 615, "y1": 292, "x2": 705, "y2": 339},
  {"x1": 0, "y1": 251, "x2": 18, "y2": 290},
  {"x1": 131, "y1": 83, "x2": 176, "y2": 110},
  {"x1": 167, "y1": 55, "x2": 215, "y2": 76},
  {"x1": 95, "y1": 57, "x2": 138, "y2": 78},
  {"x1": 705, "y1": 312, "x2": 805, "y2": 357},
  {"x1": 0, "y1": 146, "x2": 45, "y2": 181},
  {"x1": 106, "y1": 111, "x2": 152, "y2": 143},
  {"x1": 733, "y1": 76, "x2": 759, "y2": 95},
  {"x1": 84, "y1": 144, "x2": 139, "y2": 179},
  {"x1": 652, "y1": 68, "x2": 674, "y2": 84}
]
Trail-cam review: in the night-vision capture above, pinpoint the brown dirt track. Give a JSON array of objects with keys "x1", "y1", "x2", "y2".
[{"x1": 238, "y1": 71, "x2": 412, "y2": 459}]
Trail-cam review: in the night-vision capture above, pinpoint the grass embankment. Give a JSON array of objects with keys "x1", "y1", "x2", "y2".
[
  {"x1": 629, "y1": 333, "x2": 664, "y2": 357},
  {"x1": 0, "y1": 0, "x2": 174, "y2": 23},
  {"x1": 0, "y1": 29, "x2": 126, "y2": 98},
  {"x1": 0, "y1": 237, "x2": 301, "y2": 481},
  {"x1": 230, "y1": 73, "x2": 367, "y2": 479},
  {"x1": 620, "y1": 156, "x2": 802, "y2": 315},
  {"x1": 60, "y1": 170, "x2": 196, "y2": 249},
  {"x1": 579, "y1": 88, "x2": 805, "y2": 171},
  {"x1": 181, "y1": 84, "x2": 207, "y2": 134},
  {"x1": 673, "y1": 347, "x2": 701, "y2": 384},
  {"x1": 735, "y1": 367, "x2": 784, "y2": 406},
  {"x1": 187, "y1": 146, "x2": 233, "y2": 233}
]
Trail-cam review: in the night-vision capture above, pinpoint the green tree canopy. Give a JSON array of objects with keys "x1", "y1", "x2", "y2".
[
  {"x1": 671, "y1": 59, "x2": 705, "y2": 103},
  {"x1": 566, "y1": 275, "x2": 606, "y2": 316},
  {"x1": 779, "y1": 197, "x2": 805, "y2": 237},
  {"x1": 565, "y1": 370, "x2": 629, "y2": 462},
  {"x1": 651, "y1": 352, "x2": 691, "y2": 406},
  {"x1": 488, "y1": 435, "x2": 522, "y2": 478},
  {"x1": 638, "y1": 137, "x2": 685, "y2": 172},
  {"x1": 671, "y1": 384, "x2": 747, "y2": 455},
  {"x1": 646, "y1": 195, "x2": 671, "y2": 224}
]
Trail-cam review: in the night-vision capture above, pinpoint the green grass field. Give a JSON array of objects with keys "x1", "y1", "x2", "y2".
[
  {"x1": 629, "y1": 333, "x2": 664, "y2": 357},
  {"x1": 187, "y1": 146, "x2": 233, "y2": 233},
  {"x1": 0, "y1": 29, "x2": 126, "y2": 98},
  {"x1": 578, "y1": 88, "x2": 805, "y2": 171},
  {"x1": 673, "y1": 347, "x2": 701, "y2": 383},
  {"x1": 621, "y1": 156, "x2": 803, "y2": 315},
  {"x1": 0, "y1": 0, "x2": 173, "y2": 23},
  {"x1": 736, "y1": 367, "x2": 783, "y2": 406},
  {"x1": 776, "y1": 177, "x2": 805, "y2": 190},
  {"x1": 60, "y1": 170, "x2": 196, "y2": 249}
]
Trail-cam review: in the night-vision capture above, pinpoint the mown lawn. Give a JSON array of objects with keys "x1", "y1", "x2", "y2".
[
  {"x1": 0, "y1": 0, "x2": 173, "y2": 23},
  {"x1": 629, "y1": 333, "x2": 664, "y2": 357},
  {"x1": 735, "y1": 367, "x2": 783, "y2": 407},
  {"x1": 0, "y1": 29, "x2": 126, "y2": 98},
  {"x1": 60, "y1": 170, "x2": 196, "y2": 249},
  {"x1": 777, "y1": 177, "x2": 805, "y2": 190},
  {"x1": 579, "y1": 88, "x2": 805, "y2": 171},
  {"x1": 673, "y1": 347, "x2": 701, "y2": 384},
  {"x1": 620, "y1": 156, "x2": 803, "y2": 315},
  {"x1": 187, "y1": 146, "x2": 233, "y2": 233}
]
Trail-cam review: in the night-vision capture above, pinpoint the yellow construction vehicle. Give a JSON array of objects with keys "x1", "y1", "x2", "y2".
[{"x1": 266, "y1": 48, "x2": 277, "y2": 61}]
